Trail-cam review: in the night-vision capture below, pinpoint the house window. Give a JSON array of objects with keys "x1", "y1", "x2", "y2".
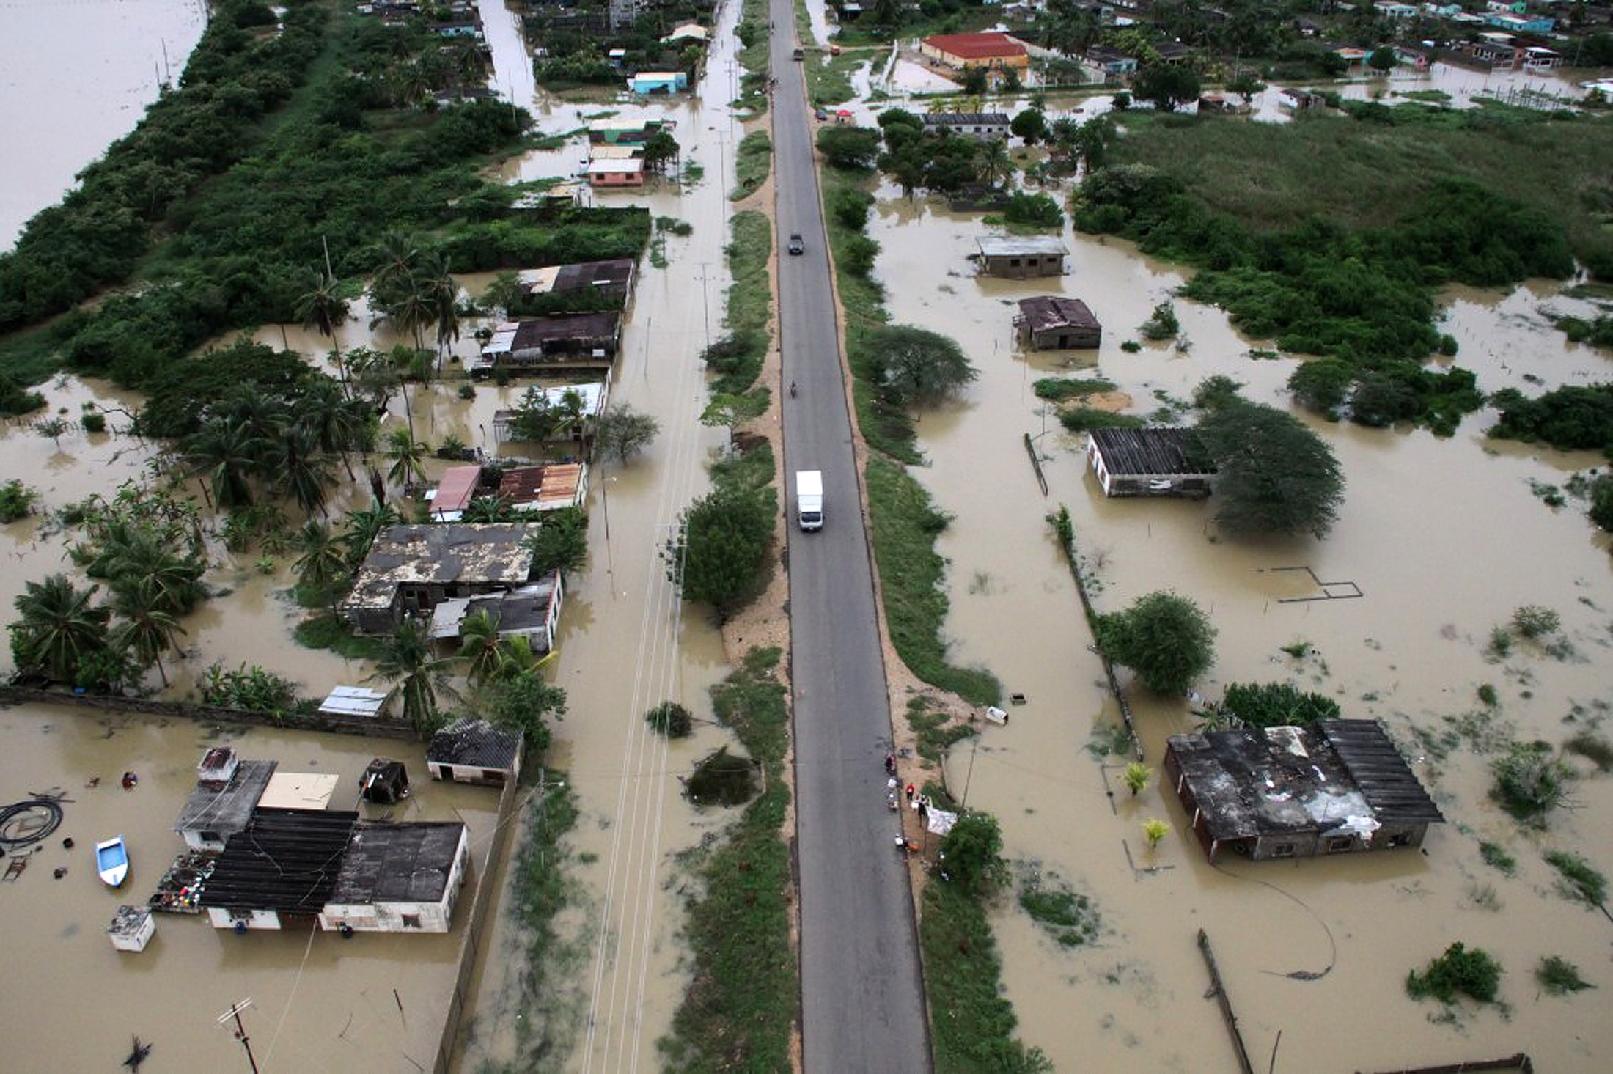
[
  {"x1": 1008, "y1": 258, "x2": 1021, "y2": 267},
  {"x1": 1325, "y1": 836, "x2": 1353, "y2": 853},
  {"x1": 401, "y1": 914, "x2": 422, "y2": 929},
  {"x1": 1270, "y1": 843, "x2": 1295, "y2": 858},
  {"x1": 200, "y1": 830, "x2": 221, "y2": 845}
]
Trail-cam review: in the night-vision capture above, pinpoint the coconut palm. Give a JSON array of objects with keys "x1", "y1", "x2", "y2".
[
  {"x1": 341, "y1": 502, "x2": 403, "y2": 567},
  {"x1": 371, "y1": 233, "x2": 421, "y2": 311},
  {"x1": 184, "y1": 418, "x2": 263, "y2": 509},
  {"x1": 384, "y1": 426, "x2": 428, "y2": 491},
  {"x1": 424, "y1": 255, "x2": 461, "y2": 373},
  {"x1": 458, "y1": 609, "x2": 504, "y2": 684},
  {"x1": 84, "y1": 523, "x2": 206, "y2": 616},
  {"x1": 219, "y1": 384, "x2": 290, "y2": 444},
  {"x1": 266, "y1": 424, "x2": 336, "y2": 517},
  {"x1": 293, "y1": 519, "x2": 351, "y2": 617},
  {"x1": 109, "y1": 577, "x2": 186, "y2": 687},
  {"x1": 371, "y1": 618, "x2": 451, "y2": 733},
  {"x1": 10, "y1": 574, "x2": 110, "y2": 683},
  {"x1": 978, "y1": 137, "x2": 1014, "y2": 189},
  {"x1": 297, "y1": 382, "x2": 366, "y2": 480},
  {"x1": 493, "y1": 633, "x2": 543, "y2": 680},
  {"x1": 295, "y1": 269, "x2": 351, "y2": 397},
  {"x1": 482, "y1": 271, "x2": 524, "y2": 318}
]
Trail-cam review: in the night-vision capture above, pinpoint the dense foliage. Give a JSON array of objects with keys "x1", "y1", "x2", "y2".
[
  {"x1": 1220, "y1": 682, "x2": 1341, "y2": 728},
  {"x1": 863, "y1": 325, "x2": 978, "y2": 406},
  {"x1": 199, "y1": 661, "x2": 300, "y2": 715},
  {"x1": 676, "y1": 485, "x2": 776, "y2": 618},
  {"x1": 816, "y1": 125, "x2": 882, "y2": 171},
  {"x1": 1096, "y1": 591, "x2": 1217, "y2": 696},
  {"x1": 1195, "y1": 399, "x2": 1345, "y2": 538},
  {"x1": 1406, "y1": 943, "x2": 1502, "y2": 1004},
  {"x1": 1488, "y1": 384, "x2": 1613, "y2": 456}
]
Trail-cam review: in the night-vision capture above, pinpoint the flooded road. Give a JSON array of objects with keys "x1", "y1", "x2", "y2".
[
  {"x1": 0, "y1": 704, "x2": 499, "y2": 1073},
  {"x1": 867, "y1": 186, "x2": 1613, "y2": 1070},
  {"x1": 0, "y1": 0, "x2": 206, "y2": 247}
]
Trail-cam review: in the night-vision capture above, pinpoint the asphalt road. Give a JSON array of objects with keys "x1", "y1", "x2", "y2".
[{"x1": 767, "y1": 9, "x2": 933, "y2": 1073}]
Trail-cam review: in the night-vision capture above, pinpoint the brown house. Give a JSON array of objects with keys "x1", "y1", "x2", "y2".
[
  {"x1": 1164, "y1": 720, "x2": 1444, "y2": 863},
  {"x1": 1017, "y1": 296, "x2": 1102, "y2": 349}
]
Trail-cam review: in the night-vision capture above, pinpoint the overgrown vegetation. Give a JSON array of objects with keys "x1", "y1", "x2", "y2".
[
  {"x1": 1033, "y1": 376, "x2": 1115, "y2": 402},
  {"x1": 198, "y1": 661, "x2": 301, "y2": 717},
  {"x1": 1491, "y1": 740, "x2": 1573, "y2": 823},
  {"x1": 1489, "y1": 384, "x2": 1613, "y2": 458},
  {"x1": 1218, "y1": 682, "x2": 1341, "y2": 728},
  {"x1": 866, "y1": 456, "x2": 1000, "y2": 706},
  {"x1": 1195, "y1": 396, "x2": 1344, "y2": 538},
  {"x1": 645, "y1": 700, "x2": 694, "y2": 738},
  {"x1": 732, "y1": 129, "x2": 773, "y2": 201},
  {"x1": 0, "y1": 480, "x2": 39, "y2": 523},
  {"x1": 1018, "y1": 871, "x2": 1101, "y2": 948},
  {"x1": 1536, "y1": 956, "x2": 1595, "y2": 996},
  {"x1": 907, "y1": 697, "x2": 978, "y2": 765},
  {"x1": 1405, "y1": 942, "x2": 1502, "y2": 1004},
  {"x1": 701, "y1": 210, "x2": 773, "y2": 397},
  {"x1": 1095, "y1": 590, "x2": 1216, "y2": 696},
  {"x1": 1479, "y1": 841, "x2": 1516, "y2": 876},
  {"x1": 661, "y1": 649, "x2": 795, "y2": 1071},
  {"x1": 1544, "y1": 850, "x2": 1608, "y2": 909}
]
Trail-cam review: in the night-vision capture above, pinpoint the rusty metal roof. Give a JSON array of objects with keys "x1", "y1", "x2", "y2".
[
  {"x1": 498, "y1": 463, "x2": 585, "y2": 510},
  {"x1": 1018, "y1": 296, "x2": 1100, "y2": 333}
]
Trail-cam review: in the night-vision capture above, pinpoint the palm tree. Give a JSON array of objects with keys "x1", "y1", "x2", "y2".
[
  {"x1": 384, "y1": 426, "x2": 427, "y2": 492},
  {"x1": 493, "y1": 633, "x2": 543, "y2": 680},
  {"x1": 341, "y1": 502, "x2": 403, "y2": 568},
  {"x1": 482, "y1": 272, "x2": 524, "y2": 318},
  {"x1": 293, "y1": 519, "x2": 350, "y2": 617},
  {"x1": 371, "y1": 232, "x2": 420, "y2": 310},
  {"x1": 85, "y1": 524, "x2": 206, "y2": 616},
  {"x1": 10, "y1": 574, "x2": 110, "y2": 683},
  {"x1": 458, "y1": 609, "x2": 504, "y2": 684},
  {"x1": 266, "y1": 424, "x2": 336, "y2": 517},
  {"x1": 295, "y1": 269, "x2": 351, "y2": 397},
  {"x1": 219, "y1": 384, "x2": 289, "y2": 443},
  {"x1": 109, "y1": 577, "x2": 186, "y2": 687},
  {"x1": 371, "y1": 618, "x2": 450, "y2": 733},
  {"x1": 978, "y1": 137, "x2": 1014, "y2": 190},
  {"x1": 184, "y1": 419, "x2": 263, "y2": 509},
  {"x1": 297, "y1": 381, "x2": 366, "y2": 480},
  {"x1": 425, "y1": 255, "x2": 460, "y2": 374}
]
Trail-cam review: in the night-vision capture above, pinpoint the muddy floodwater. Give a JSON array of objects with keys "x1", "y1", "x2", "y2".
[
  {"x1": 0, "y1": 705, "x2": 499, "y2": 1072},
  {"x1": 869, "y1": 187, "x2": 1613, "y2": 1070},
  {"x1": 0, "y1": 0, "x2": 206, "y2": 247}
]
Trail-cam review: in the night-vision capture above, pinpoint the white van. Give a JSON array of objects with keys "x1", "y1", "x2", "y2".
[{"x1": 795, "y1": 470, "x2": 823, "y2": 531}]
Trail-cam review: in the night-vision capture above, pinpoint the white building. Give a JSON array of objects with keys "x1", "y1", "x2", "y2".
[
  {"x1": 426, "y1": 718, "x2": 524, "y2": 786},
  {"x1": 317, "y1": 823, "x2": 470, "y2": 934}
]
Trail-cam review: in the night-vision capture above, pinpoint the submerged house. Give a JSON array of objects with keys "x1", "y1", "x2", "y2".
[
  {"x1": 1085, "y1": 427, "x2": 1216, "y2": 497},
  {"x1": 317, "y1": 822, "x2": 470, "y2": 933},
  {"x1": 427, "y1": 718, "x2": 524, "y2": 785},
  {"x1": 1164, "y1": 720, "x2": 1444, "y2": 863},
  {"x1": 475, "y1": 313, "x2": 622, "y2": 374},
  {"x1": 1016, "y1": 296, "x2": 1102, "y2": 349},
  {"x1": 921, "y1": 112, "x2": 1011, "y2": 140},
  {"x1": 497, "y1": 463, "x2": 589, "y2": 512},
  {"x1": 587, "y1": 116, "x2": 669, "y2": 144},
  {"x1": 173, "y1": 750, "x2": 277, "y2": 852},
  {"x1": 199, "y1": 809, "x2": 358, "y2": 930},
  {"x1": 587, "y1": 157, "x2": 646, "y2": 188},
  {"x1": 428, "y1": 572, "x2": 565, "y2": 653},
  {"x1": 627, "y1": 70, "x2": 689, "y2": 95},
  {"x1": 521, "y1": 258, "x2": 637, "y2": 306},
  {"x1": 974, "y1": 236, "x2": 1068, "y2": 278},
  {"x1": 341, "y1": 524, "x2": 537, "y2": 635}
]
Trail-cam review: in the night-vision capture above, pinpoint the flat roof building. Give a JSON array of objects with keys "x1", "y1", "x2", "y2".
[
  {"x1": 475, "y1": 313, "x2": 621, "y2": 375},
  {"x1": 975, "y1": 236, "x2": 1068, "y2": 278},
  {"x1": 341, "y1": 524, "x2": 537, "y2": 636},
  {"x1": 427, "y1": 718, "x2": 524, "y2": 786},
  {"x1": 318, "y1": 822, "x2": 470, "y2": 933},
  {"x1": 200, "y1": 809, "x2": 359, "y2": 930},
  {"x1": 174, "y1": 758, "x2": 278, "y2": 852}
]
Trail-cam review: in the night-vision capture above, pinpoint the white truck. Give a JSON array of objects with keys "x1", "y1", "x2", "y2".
[{"x1": 795, "y1": 470, "x2": 823, "y2": 531}]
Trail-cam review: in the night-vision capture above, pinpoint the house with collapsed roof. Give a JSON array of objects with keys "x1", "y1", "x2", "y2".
[
  {"x1": 1164, "y1": 720, "x2": 1444, "y2": 862},
  {"x1": 520, "y1": 259, "x2": 636, "y2": 308},
  {"x1": 427, "y1": 572, "x2": 564, "y2": 652},
  {"x1": 340, "y1": 524, "x2": 537, "y2": 635},
  {"x1": 427, "y1": 462, "x2": 589, "y2": 520},
  {"x1": 1016, "y1": 296, "x2": 1102, "y2": 349}
]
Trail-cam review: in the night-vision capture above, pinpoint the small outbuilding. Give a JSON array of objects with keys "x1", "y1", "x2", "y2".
[
  {"x1": 1085, "y1": 427, "x2": 1216, "y2": 498},
  {"x1": 627, "y1": 70, "x2": 689, "y2": 95},
  {"x1": 974, "y1": 236, "x2": 1068, "y2": 278},
  {"x1": 428, "y1": 572, "x2": 565, "y2": 653},
  {"x1": 586, "y1": 157, "x2": 646, "y2": 188},
  {"x1": 174, "y1": 756, "x2": 278, "y2": 852},
  {"x1": 1016, "y1": 296, "x2": 1102, "y2": 349},
  {"x1": 317, "y1": 822, "x2": 470, "y2": 933},
  {"x1": 318, "y1": 685, "x2": 389, "y2": 719},
  {"x1": 522, "y1": 259, "x2": 636, "y2": 305},
  {"x1": 427, "y1": 718, "x2": 524, "y2": 786},
  {"x1": 360, "y1": 759, "x2": 411, "y2": 805},
  {"x1": 1164, "y1": 720, "x2": 1444, "y2": 863},
  {"x1": 258, "y1": 771, "x2": 340, "y2": 812}
]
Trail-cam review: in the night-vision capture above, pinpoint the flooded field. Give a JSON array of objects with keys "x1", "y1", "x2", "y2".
[
  {"x1": 869, "y1": 184, "x2": 1613, "y2": 1070},
  {"x1": 0, "y1": 704, "x2": 499, "y2": 1072},
  {"x1": 0, "y1": 0, "x2": 206, "y2": 247}
]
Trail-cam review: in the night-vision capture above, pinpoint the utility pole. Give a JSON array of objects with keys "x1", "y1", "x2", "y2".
[
  {"x1": 695, "y1": 263, "x2": 712, "y2": 346},
  {"x1": 218, "y1": 999, "x2": 260, "y2": 1074},
  {"x1": 960, "y1": 734, "x2": 980, "y2": 808}
]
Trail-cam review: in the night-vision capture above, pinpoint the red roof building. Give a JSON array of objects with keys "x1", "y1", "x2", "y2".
[{"x1": 919, "y1": 32, "x2": 1030, "y2": 70}]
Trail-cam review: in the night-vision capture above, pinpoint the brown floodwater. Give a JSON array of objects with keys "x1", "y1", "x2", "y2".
[
  {"x1": 0, "y1": 0, "x2": 207, "y2": 247},
  {"x1": 868, "y1": 188, "x2": 1613, "y2": 1070},
  {"x1": 0, "y1": 703, "x2": 500, "y2": 1073}
]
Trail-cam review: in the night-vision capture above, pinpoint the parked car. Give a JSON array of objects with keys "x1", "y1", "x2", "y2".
[{"x1": 787, "y1": 234, "x2": 804, "y2": 255}]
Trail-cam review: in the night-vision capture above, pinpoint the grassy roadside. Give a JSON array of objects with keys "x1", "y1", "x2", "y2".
[
  {"x1": 736, "y1": 0, "x2": 771, "y2": 117},
  {"x1": 705, "y1": 210, "x2": 775, "y2": 397},
  {"x1": 733, "y1": 131, "x2": 774, "y2": 201},
  {"x1": 659, "y1": 648, "x2": 797, "y2": 1071},
  {"x1": 806, "y1": 48, "x2": 864, "y2": 108}
]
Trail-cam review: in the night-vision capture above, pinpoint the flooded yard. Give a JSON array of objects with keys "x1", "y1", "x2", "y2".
[
  {"x1": 869, "y1": 187, "x2": 1613, "y2": 1070},
  {"x1": 0, "y1": 704, "x2": 499, "y2": 1073}
]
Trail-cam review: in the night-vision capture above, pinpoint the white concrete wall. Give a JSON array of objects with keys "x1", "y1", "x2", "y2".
[{"x1": 206, "y1": 907, "x2": 282, "y2": 930}]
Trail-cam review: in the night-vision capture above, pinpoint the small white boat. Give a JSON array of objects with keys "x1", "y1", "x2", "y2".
[{"x1": 95, "y1": 836, "x2": 130, "y2": 888}]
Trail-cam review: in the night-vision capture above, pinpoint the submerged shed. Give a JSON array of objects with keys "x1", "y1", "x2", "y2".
[
  {"x1": 974, "y1": 236, "x2": 1068, "y2": 278},
  {"x1": 1016, "y1": 296, "x2": 1102, "y2": 349},
  {"x1": 427, "y1": 718, "x2": 523, "y2": 786},
  {"x1": 1085, "y1": 427, "x2": 1216, "y2": 498}
]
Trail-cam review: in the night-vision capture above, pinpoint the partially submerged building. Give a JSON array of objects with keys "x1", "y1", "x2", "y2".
[
  {"x1": 199, "y1": 809, "x2": 358, "y2": 930},
  {"x1": 1164, "y1": 720, "x2": 1444, "y2": 863},
  {"x1": 428, "y1": 572, "x2": 564, "y2": 653},
  {"x1": 921, "y1": 112, "x2": 1011, "y2": 140},
  {"x1": 919, "y1": 31, "x2": 1030, "y2": 72},
  {"x1": 1016, "y1": 295, "x2": 1102, "y2": 349},
  {"x1": 427, "y1": 463, "x2": 484, "y2": 522},
  {"x1": 521, "y1": 258, "x2": 636, "y2": 305},
  {"x1": 586, "y1": 157, "x2": 646, "y2": 188},
  {"x1": 1085, "y1": 427, "x2": 1216, "y2": 497},
  {"x1": 491, "y1": 380, "x2": 610, "y2": 444},
  {"x1": 627, "y1": 70, "x2": 689, "y2": 95},
  {"x1": 587, "y1": 116, "x2": 669, "y2": 144},
  {"x1": 975, "y1": 236, "x2": 1068, "y2": 278},
  {"x1": 317, "y1": 823, "x2": 470, "y2": 933},
  {"x1": 497, "y1": 463, "x2": 589, "y2": 512},
  {"x1": 426, "y1": 718, "x2": 523, "y2": 786},
  {"x1": 341, "y1": 524, "x2": 537, "y2": 635},
  {"x1": 173, "y1": 750, "x2": 278, "y2": 852},
  {"x1": 475, "y1": 313, "x2": 621, "y2": 374}
]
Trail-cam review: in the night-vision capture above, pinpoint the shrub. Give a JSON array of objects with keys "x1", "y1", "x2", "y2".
[
  {"x1": 863, "y1": 324, "x2": 977, "y2": 406},
  {"x1": 676, "y1": 485, "x2": 776, "y2": 619},
  {"x1": 1479, "y1": 841, "x2": 1515, "y2": 875},
  {"x1": 828, "y1": 185, "x2": 872, "y2": 231},
  {"x1": 81, "y1": 412, "x2": 107, "y2": 433},
  {"x1": 1544, "y1": 850, "x2": 1607, "y2": 907},
  {"x1": 1590, "y1": 474, "x2": 1613, "y2": 532},
  {"x1": 1139, "y1": 301, "x2": 1179, "y2": 341},
  {"x1": 687, "y1": 747, "x2": 756, "y2": 806},
  {"x1": 199, "y1": 661, "x2": 298, "y2": 716},
  {"x1": 1536, "y1": 956, "x2": 1594, "y2": 996},
  {"x1": 1096, "y1": 591, "x2": 1216, "y2": 696},
  {"x1": 0, "y1": 480, "x2": 39, "y2": 523},
  {"x1": 0, "y1": 373, "x2": 47, "y2": 417},
  {"x1": 1220, "y1": 682, "x2": 1341, "y2": 728},
  {"x1": 1406, "y1": 943, "x2": 1502, "y2": 1003},
  {"x1": 525, "y1": 507, "x2": 588, "y2": 576},
  {"x1": 940, "y1": 811, "x2": 1005, "y2": 896},
  {"x1": 1142, "y1": 818, "x2": 1169, "y2": 848},
  {"x1": 816, "y1": 125, "x2": 882, "y2": 170},
  {"x1": 1512, "y1": 605, "x2": 1560, "y2": 639},
  {"x1": 1491, "y1": 740, "x2": 1572, "y2": 821},
  {"x1": 1288, "y1": 358, "x2": 1354, "y2": 418},
  {"x1": 1122, "y1": 761, "x2": 1151, "y2": 795},
  {"x1": 1477, "y1": 683, "x2": 1498, "y2": 706},
  {"x1": 645, "y1": 701, "x2": 693, "y2": 738},
  {"x1": 1003, "y1": 193, "x2": 1064, "y2": 230}
]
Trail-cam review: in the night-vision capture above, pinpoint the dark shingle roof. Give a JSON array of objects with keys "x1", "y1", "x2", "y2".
[
  {"x1": 199, "y1": 809, "x2": 358, "y2": 914},
  {"x1": 329, "y1": 822, "x2": 466, "y2": 904},
  {"x1": 427, "y1": 718, "x2": 522, "y2": 770},
  {"x1": 1089, "y1": 427, "x2": 1216, "y2": 477}
]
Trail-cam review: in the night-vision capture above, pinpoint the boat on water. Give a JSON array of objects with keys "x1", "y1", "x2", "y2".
[{"x1": 95, "y1": 836, "x2": 129, "y2": 887}]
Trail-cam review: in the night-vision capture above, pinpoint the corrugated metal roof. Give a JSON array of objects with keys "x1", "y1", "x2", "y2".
[
  {"x1": 977, "y1": 236, "x2": 1068, "y2": 257},
  {"x1": 431, "y1": 465, "x2": 482, "y2": 516},
  {"x1": 1088, "y1": 427, "x2": 1216, "y2": 477},
  {"x1": 1018, "y1": 295, "x2": 1100, "y2": 332},
  {"x1": 923, "y1": 31, "x2": 1027, "y2": 59}
]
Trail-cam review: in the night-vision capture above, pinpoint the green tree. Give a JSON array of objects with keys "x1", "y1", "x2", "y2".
[
  {"x1": 296, "y1": 380, "x2": 366, "y2": 480},
  {"x1": 482, "y1": 270, "x2": 523, "y2": 317},
  {"x1": 1221, "y1": 682, "x2": 1341, "y2": 728},
  {"x1": 527, "y1": 507, "x2": 590, "y2": 577},
  {"x1": 372, "y1": 618, "x2": 450, "y2": 733},
  {"x1": 1589, "y1": 474, "x2": 1613, "y2": 532},
  {"x1": 266, "y1": 423, "x2": 336, "y2": 517},
  {"x1": 184, "y1": 418, "x2": 263, "y2": 509},
  {"x1": 1369, "y1": 48, "x2": 1395, "y2": 73},
  {"x1": 1195, "y1": 400, "x2": 1345, "y2": 538},
  {"x1": 295, "y1": 269, "x2": 349, "y2": 395},
  {"x1": 342, "y1": 502, "x2": 402, "y2": 567},
  {"x1": 1288, "y1": 358, "x2": 1355, "y2": 419},
  {"x1": 1132, "y1": 64, "x2": 1200, "y2": 111},
  {"x1": 675, "y1": 486, "x2": 774, "y2": 619},
  {"x1": 1010, "y1": 108, "x2": 1046, "y2": 144},
  {"x1": 643, "y1": 129, "x2": 681, "y2": 174},
  {"x1": 960, "y1": 66, "x2": 989, "y2": 95},
  {"x1": 817, "y1": 125, "x2": 883, "y2": 170},
  {"x1": 595, "y1": 404, "x2": 660, "y2": 463},
  {"x1": 865, "y1": 325, "x2": 978, "y2": 406},
  {"x1": 384, "y1": 426, "x2": 428, "y2": 490},
  {"x1": 424, "y1": 254, "x2": 460, "y2": 373},
  {"x1": 109, "y1": 576, "x2": 186, "y2": 687},
  {"x1": 1097, "y1": 591, "x2": 1217, "y2": 696},
  {"x1": 457, "y1": 608, "x2": 504, "y2": 684},
  {"x1": 292, "y1": 519, "x2": 349, "y2": 616},
  {"x1": 1123, "y1": 761, "x2": 1152, "y2": 795},
  {"x1": 645, "y1": 701, "x2": 694, "y2": 738},
  {"x1": 976, "y1": 137, "x2": 1014, "y2": 188},
  {"x1": 480, "y1": 668, "x2": 566, "y2": 750},
  {"x1": 941, "y1": 810, "x2": 1005, "y2": 895},
  {"x1": 81, "y1": 522, "x2": 206, "y2": 617},
  {"x1": 9, "y1": 574, "x2": 110, "y2": 683}
]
